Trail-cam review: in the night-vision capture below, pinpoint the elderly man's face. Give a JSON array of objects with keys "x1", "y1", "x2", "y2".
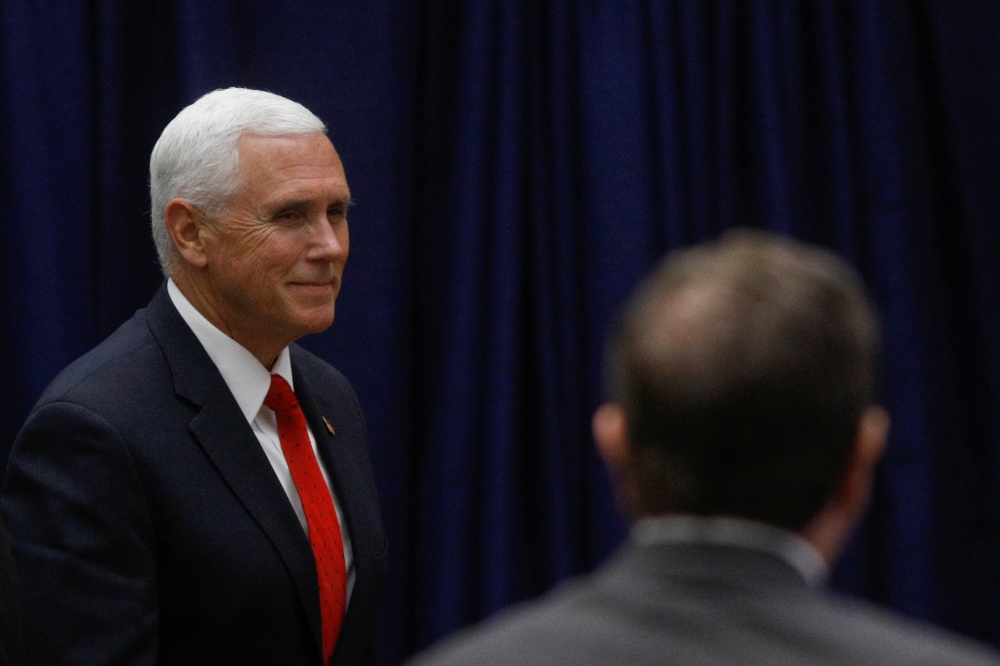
[{"x1": 199, "y1": 133, "x2": 350, "y2": 351}]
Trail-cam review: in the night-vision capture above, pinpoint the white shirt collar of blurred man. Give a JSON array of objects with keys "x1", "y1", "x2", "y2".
[{"x1": 632, "y1": 514, "x2": 829, "y2": 586}]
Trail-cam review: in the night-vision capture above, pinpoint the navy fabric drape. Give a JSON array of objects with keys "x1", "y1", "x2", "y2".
[{"x1": 2, "y1": 2, "x2": 1000, "y2": 664}]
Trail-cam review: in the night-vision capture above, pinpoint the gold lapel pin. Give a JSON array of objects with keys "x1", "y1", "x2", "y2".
[{"x1": 323, "y1": 416, "x2": 336, "y2": 436}]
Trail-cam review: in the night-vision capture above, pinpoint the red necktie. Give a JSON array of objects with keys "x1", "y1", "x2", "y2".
[{"x1": 264, "y1": 374, "x2": 346, "y2": 664}]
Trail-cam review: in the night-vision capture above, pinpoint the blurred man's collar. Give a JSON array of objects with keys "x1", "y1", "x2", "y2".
[{"x1": 632, "y1": 514, "x2": 828, "y2": 586}]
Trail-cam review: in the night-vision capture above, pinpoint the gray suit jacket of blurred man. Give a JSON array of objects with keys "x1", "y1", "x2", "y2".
[{"x1": 409, "y1": 534, "x2": 1000, "y2": 666}]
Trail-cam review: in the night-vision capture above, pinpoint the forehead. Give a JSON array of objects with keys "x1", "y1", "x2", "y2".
[{"x1": 234, "y1": 133, "x2": 349, "y2": 204}]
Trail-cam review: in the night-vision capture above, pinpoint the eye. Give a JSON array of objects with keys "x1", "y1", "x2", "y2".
[
  {"x1": 275, "y1": 210, "x2": 302, "y2": 223},
  {"x1": 330, "y1": 198, "x2": 354, "y2": 219},
  {"x1": 326, "y1": 205, "x2": 347, "y2": 224}
]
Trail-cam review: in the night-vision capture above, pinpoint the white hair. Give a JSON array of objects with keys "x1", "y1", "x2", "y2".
[{"x1": 149, "y1": 87, "x2": 327, "y2": 272}]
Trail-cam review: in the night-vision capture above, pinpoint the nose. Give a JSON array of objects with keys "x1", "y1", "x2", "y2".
[{"x1": 308, "y1": 215, "x2": 348, "y2": 262}]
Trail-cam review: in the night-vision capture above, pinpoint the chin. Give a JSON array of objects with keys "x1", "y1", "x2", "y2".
[{"x1": 296, "y1": 307, "x2": 336, "y2": 335}]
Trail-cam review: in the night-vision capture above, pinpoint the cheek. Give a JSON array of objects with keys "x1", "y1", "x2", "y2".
[
  {"x1": 233, "y1": 226, "x2": 278, "y2": 260},
  {"x1": 339, "y1": 226, "x2": 350, "y2": 260},
  {"x1": 228, "y1": 230, "x2": 297, "y2": 275}
]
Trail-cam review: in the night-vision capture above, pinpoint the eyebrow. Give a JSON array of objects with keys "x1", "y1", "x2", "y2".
[{"x1": 269, "y1": 197, "x2": 356, "y2": 213}]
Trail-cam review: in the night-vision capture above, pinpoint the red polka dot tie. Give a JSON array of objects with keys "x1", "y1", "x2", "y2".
[{"x1": 264, "y1": 374, "x2": 346, "y2": 664}]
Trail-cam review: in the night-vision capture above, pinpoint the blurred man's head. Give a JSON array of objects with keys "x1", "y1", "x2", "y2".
[{"x1": 593, "y1": 230, "x2": 888, "y2": 561}]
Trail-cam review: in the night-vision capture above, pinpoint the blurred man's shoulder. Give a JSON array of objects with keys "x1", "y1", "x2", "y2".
[{"x1": 408, "y1": 548, "x2": 1000, "y2": 666}]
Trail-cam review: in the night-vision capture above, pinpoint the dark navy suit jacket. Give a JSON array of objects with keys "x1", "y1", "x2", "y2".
[{"x1": 1, "y1": 284, "x2": 387, "y2": 665}]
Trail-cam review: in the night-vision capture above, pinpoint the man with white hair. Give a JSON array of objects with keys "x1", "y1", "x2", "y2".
[{"x1": 2, "y1": 88, "x2": 386, "y2": 665}]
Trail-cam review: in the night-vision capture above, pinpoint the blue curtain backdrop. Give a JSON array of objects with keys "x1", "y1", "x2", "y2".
[{"x1": 2, "y1": 1, "x2": 1000, "y2": 663}]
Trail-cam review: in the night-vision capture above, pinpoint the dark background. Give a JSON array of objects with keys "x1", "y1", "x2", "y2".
[{"x1": 2, "y1": 1, "x2": 1000, "y2": 664}]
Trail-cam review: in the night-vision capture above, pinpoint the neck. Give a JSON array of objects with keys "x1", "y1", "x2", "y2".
[
  {"x1": 797, "y1": 503, "x2": 858, "y2": 568},
  {"x1": 169, "y1": 269, "x2": 282, "y2": 369}
]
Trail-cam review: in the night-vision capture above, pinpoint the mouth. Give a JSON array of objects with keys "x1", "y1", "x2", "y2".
[{"x1": 288, "y1": 280, "x2": 337, "y2": 296}]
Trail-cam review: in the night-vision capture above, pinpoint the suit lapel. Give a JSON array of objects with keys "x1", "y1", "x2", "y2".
[
  {"x1": 291, "y1": 356, "x2": 378, "y2": 564},
  {"x1": 143, "y1": 284, "x2": 324, "y2": 654},
  {"x1": 292, "y1": 350, "x2": 385, "y2": 664}
]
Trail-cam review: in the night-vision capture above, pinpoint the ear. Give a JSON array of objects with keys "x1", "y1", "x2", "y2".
[
  {"x1": 592, "y1": 402, "x2": 643, "y2": 518},
  {"x1": 592, "y1": 402, "x2": 629, "y2": 469},
  {"x1": 164, "y1": 199, "x2": 210, "y2": 269},
  {"x1": 845, "y1": 406, "x2": 890, "y2": 504},
  {"x1": 800, "y1": 406, "x2": 890, "y2": 564}
]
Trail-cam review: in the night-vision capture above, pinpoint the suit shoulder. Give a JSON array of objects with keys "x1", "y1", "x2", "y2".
[
  {"x1": 34, "y1": 310, "x2": 167, "y2": 414},
  {"x1": 406, "y1": 576, "x2": 601, "y2": 666},
  {"x1": 408, "y1": 571, "x2": 1000, "y2": 666},
  {"x1": 809, "y1": 591, "x2": 1000, "y2": 665}
]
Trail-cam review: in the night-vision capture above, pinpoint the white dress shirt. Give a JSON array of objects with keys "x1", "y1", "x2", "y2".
[
  {"x1": 632, "y1": 514, "x2": 829, "y2": 586},
  {"x1": 167, "y1": 279, "x2": 355, "y2": 601}
]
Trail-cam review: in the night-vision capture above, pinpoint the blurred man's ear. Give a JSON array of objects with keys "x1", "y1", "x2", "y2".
[
  {"x1": 593, "y1": 403, "x2": 628, "y2": 469},
  {"x1": 801, "y1": 406, "x2": 890, "y2": 564},
  {"x1": 855, "y1": 406, "x2": 890, "y2": 476},
  {"x1": 592, "y1": 402, "x2": 643, "y2": 518},
  {"x1": 164, "y1": 199, "x2": 210, "y2": 270},
  {"x1": 843, "y1": 405, "x2": 890, "y2": 516}
]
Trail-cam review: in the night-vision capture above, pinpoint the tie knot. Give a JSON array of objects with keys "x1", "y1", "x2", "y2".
[{"x1": 264, "y1": 374, "x2": 299, "y2": 413}]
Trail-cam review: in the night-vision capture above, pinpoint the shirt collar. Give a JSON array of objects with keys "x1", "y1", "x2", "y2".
[
  {"x1": 167, "y1": 279, "x2": 293, "y2": 424},
  {"x1": 631, "y1": 514, "x2": 829, "y2": 587}
]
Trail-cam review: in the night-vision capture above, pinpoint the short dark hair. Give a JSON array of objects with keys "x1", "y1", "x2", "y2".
[{"x1": 605, "y1": 229, "x2": 880, "y2": 530}]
